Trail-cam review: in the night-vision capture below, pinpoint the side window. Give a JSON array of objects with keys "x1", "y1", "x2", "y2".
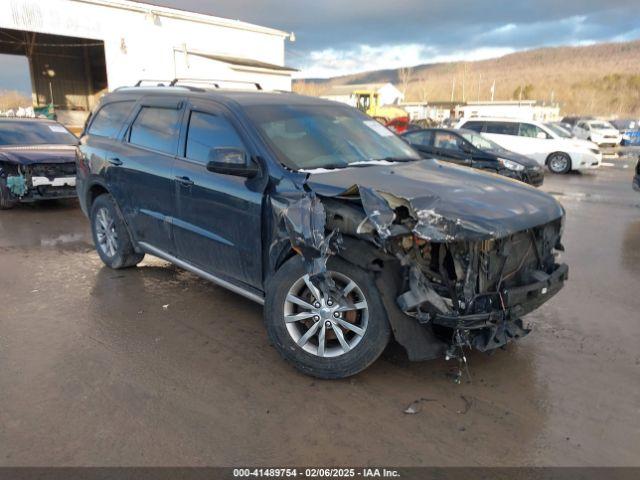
[
  {"x1": 404, "y1": 130, "x2": 433, "y2": 146},
  {"x1": 88, "y1": 101, "x2": 135, "y2": 138},
  {"x1": 485, "y1": 121, "x2": 518, "y2": 136},
  {"x1": 519, "y1": 123, "x2": 548, "y2": 139},
  {"x1": 434, "y1": 132, "x2": 463, "y2": 151},
  {"x1": 129, "y1": 106, "x2": 182, "y2": 155},
  {"x1": 462, "y1": 121, "x2": 485, "y2": 133},
  {"x1": 185, "y1": 111, "x2": 245, "y2": 164}
]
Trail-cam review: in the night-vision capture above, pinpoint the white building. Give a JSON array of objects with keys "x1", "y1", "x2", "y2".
[
  {"x1": 321, "y1": 83, "x2": 403, "y2": 107},
  {"x1": 456, "y1": 101, "x2": 560, "y2": 122},
  {"x1": 0, "y1": 0, "x2": 295, "y2": 126}
]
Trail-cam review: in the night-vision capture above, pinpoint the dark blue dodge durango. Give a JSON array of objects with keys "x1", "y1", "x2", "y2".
[{"x1": 77, "y1": 83, "x2": 568, "y2": 379}]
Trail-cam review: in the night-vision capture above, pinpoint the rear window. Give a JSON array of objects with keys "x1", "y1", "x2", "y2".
[
  {"x1": 129, "y1": 106, "x2": 182, "y2": 155},
  {"x1": 88, "y1": 101, "x2": 135, "y2": 138},
  {"x1": 0, "y1": 121, "x2": 77, "y2": 146}
]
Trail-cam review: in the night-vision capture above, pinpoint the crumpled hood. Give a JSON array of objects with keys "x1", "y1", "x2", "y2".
[
  {"x1": 307, "y1": 159, "x2": 564, "y2": 241},
  {"x1": 0, "y1": 145, "x2": 77, "y2": 165}
]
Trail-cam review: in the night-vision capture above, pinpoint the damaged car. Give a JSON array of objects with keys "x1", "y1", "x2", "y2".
[
  {"x1": 77, "y1": 85, "x2": 568, "y2": 379},
  {"x1": 0, "y1": 118, "x2": 79, "y2": 209}
]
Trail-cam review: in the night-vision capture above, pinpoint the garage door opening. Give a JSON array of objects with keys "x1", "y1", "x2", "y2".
[{"x1": 0, "y1": 28, "x2": 107, "y2": 126}]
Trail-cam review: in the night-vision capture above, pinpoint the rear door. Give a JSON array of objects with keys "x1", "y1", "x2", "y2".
[
  {"x1": 107, "y1": 96, "x2": 186, "y2": 253},
  {"x1": 171, "y1": 100, "x2": 264, "y2": 287}
]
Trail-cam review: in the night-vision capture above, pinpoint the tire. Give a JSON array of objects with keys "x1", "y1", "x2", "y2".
[
  {"x1": 547, "y1": 152, "x2": 572, "y2": 174},
  {"x1": 0, "y1": 178, "x2": 18, "y2": 210},
  {"x1": 264, "y1": 255, "x2": 391, "y2": 379},
  {"x1": 90, "y1": 193, "x2": 144, "y2": 269}
]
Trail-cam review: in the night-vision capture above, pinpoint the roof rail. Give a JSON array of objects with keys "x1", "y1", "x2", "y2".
[
  {"x1": 134, "y1": 79, "x2": 173, "y2": 87},
  {"x1": 170, "y1": 78, "x2": 263, "y2": 91},
  {"x1": 114, "y1": 81, "x2": 205, "y2": 93}
]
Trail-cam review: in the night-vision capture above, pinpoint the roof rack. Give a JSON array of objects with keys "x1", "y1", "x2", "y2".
[
  {"x1": 116, "y1": 78, "x2": 265, "y2": 93},
  {"x1": 170, "y1": 78, "x2": 263, "y2": 91}
]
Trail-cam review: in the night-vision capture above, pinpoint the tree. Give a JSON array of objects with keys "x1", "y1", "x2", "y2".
[
  {"x1": 512, "y1": 84, "x2": 534, "y2": 100},
  {"x1": 398, "y1": 67, "x2": 414, "y2": 98}
]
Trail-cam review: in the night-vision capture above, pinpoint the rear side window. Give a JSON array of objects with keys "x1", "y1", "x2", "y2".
[
  {"x1": 88, "y1": 101, "x2": 135, "y2": 138},
  {"x1": 403, "y1": 130, "x2": 433, "y2": 146},
  {"x1": 185, "y1": 111, "x2": 245, "y2": 164},
  {"x1": 461, "y1": 121, "x2": 485, "y2": 133},
  {"x1": 485, "y1": 121, "x2": 518, "y2": 136},
  {"x1": 129, "y1": 106, "x2": 182, "y2": 155}
]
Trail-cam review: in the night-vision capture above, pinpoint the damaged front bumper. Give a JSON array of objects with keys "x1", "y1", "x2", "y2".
[{"x1": 2, "y1": 162, "x2": 77, "y2": 202}]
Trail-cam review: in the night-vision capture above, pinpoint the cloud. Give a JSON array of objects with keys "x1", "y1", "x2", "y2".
[{"x1": 296, "y1": 45, "x2": 516, "y2": 78}]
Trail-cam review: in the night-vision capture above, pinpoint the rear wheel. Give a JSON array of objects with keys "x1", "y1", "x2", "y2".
[
  {"x1": 90, "y1": 193, "x2": 144, "y2": 269},
  {"x1": 547, "y1": 152, "x2": 571, "y2": 174},
  {"x1": 0, "y1": 178, "x2": 18, "y2": 210},
  {"x1": 264, "y1": 256, "x2": 390, "y2": 379}
]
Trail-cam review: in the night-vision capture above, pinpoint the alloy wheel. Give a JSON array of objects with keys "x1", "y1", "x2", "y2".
[
  {"x1": 283, "y1": 273, "x2": 369, "y2": 358},
  {"x1": 95, "y1": 207, "x2": 119, "y2": 258},
  {"x1": 549, "y1": 154, "x2": 569, "y2": 173}
]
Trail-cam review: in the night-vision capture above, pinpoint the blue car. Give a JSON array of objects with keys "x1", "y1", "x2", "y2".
[{"x1": 76, "y1": 83, "x2": 568, "y2": 378}]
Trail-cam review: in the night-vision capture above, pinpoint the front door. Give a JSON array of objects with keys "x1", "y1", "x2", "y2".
[
  {"x1": 432, "y1": 131, "x2": 472, "y2": 166},
  {"x1": 172, "y1": 101, "x2": 264, "y2": 288}
]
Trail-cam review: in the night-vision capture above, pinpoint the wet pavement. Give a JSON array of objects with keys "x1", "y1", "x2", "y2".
[{"x1": 1, "y1": 158, "x2": 639, "y2": 467}]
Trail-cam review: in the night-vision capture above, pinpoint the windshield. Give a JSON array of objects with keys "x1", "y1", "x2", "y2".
[
  {"x1": 243, "y1": 104, "x2": 419, "y2": 170},
  {"x1": 545, "y1": 123, "x2": 573, "y2": 138},
  {"x1": 460, "y1": 131, "x2": 506, "y2": 152},
  {"x1": 0, "y1": 121, "x2": 77, "y2": 146}
]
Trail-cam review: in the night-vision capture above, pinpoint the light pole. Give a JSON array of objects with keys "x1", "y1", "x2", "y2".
[{"x1": 41, "y1": 65, "x2": 56, "y2": 108}]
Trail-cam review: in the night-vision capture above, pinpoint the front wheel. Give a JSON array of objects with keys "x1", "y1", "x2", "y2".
[
  {"x1": 547, "y1": 152, "x2": 572, "y2": 174},
  {"x1": 90, "y1": 193, "x2": 144, "y2": 269},
  {"x1": 264, "y1": 256, "x2": 390, "y2": 379}
]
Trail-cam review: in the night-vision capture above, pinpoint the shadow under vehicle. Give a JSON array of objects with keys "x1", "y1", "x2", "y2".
[
  {"x1": 401, "y1": 127, "x2": 544, "y2": 187},
  {"x1": 0, "y1": 118, "x2": 78, "y2": 209},
  {"x1": 76, "y1": 82, "x2": 568, "y2": 379}
]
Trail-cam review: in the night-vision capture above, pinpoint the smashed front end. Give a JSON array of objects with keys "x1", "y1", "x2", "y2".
[
  {"x1": 268, "y1": 168, "x2": 568, "y2": 365},
  {"x1": 0, "y1": 153, "x2": 77, "y2": 204}
]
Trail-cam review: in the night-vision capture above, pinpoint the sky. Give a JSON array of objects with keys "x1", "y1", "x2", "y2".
[
  {"x1": 1, "y1": 0, "x2": 640, "y2": 94},
  {"x1": 146, "y1": 0, "x2": 640, "y2": 78}
]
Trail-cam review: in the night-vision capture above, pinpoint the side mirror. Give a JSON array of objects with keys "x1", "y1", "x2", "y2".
[
  {"x1": 206, "y1": 148, "x2": 259, "y2": 177},
  {"x1": 536, "y1": 132, "x2": 548, "y2": 140}
]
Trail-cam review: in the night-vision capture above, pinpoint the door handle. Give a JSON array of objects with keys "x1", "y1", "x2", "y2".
[
  {"x1": 175, "y1": 175, "x2": 194, "y2": 186},
  {"x1": 108, "y1": 157, "x2": 122, "y2": 166}
]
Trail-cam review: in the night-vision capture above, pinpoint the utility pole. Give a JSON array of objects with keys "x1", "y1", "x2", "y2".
[
  {"x1": 490, "y1": 80, "x2": 495, "y2": 102},
  {"x1": 477, "y1": 73, "x2": 481, "y2": 101},
  {"x1": 451, "y1": 77, "x2": 456, "y2": 102}
]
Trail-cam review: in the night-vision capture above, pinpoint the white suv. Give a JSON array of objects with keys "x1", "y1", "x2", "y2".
[
  {"x1": 573, "y1": 119, "x2": 622, "y2": 147},
  {"x1": 455, "y1": 117, "x2": 602, "y2": 174}
]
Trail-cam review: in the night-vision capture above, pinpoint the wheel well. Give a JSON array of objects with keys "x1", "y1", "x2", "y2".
[{"x1": 87, "y1": 184, "x2": 109, "y2": 208}]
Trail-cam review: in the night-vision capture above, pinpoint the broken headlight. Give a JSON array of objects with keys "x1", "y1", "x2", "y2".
[{"x1": 498, "y1": 158, "x2": 525, "y2": 171}]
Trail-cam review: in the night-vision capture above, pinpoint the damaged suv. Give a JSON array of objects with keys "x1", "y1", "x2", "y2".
[{"x1": 77, "y1": 85, "x2": 568, "y2": 378}]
